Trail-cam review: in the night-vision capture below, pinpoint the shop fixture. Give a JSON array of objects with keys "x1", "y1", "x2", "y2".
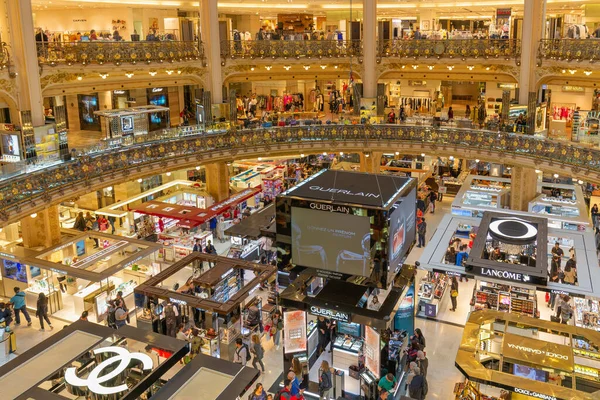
[
  {"x1": 456, "y1": 310, "x2": 600, "y2": 400},
  {"x1": 8, "y1": 232, "x2": 162, "y2": 322},
  {"x1": 224, "y1": 203, "x2": 275, "y2": 262},
  {"x1": 134, "y1": 254, "x2": 276, "y2": 361}
]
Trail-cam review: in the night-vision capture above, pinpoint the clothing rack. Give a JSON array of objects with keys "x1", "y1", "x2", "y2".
[{"x1": 400, "y1": 96, "x2": 431, "y2": 112}]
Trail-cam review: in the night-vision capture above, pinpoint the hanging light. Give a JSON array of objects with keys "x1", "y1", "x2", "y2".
[
  {"x1": 568, "y1": 69, "x2": 577, "y2": 75},
  {"x1": 265, "y1": 65, "x2": 272, "y2": 71},
  {"x1": 149, "y1": 71, "x2": 157, "y2": 76},
  {"x1": 412, "y1": 65, "x2": 418, "y2": 69}
]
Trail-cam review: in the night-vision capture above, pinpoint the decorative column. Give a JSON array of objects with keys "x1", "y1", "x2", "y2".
[
  {"x1": 518, "y1": 0, "x2": 544, "y2": 134},
  {"x1": 510, "y1": 166, "x2": 538, "y2": 211},
  {"x1": 359, "y1": 152, "x2": 382, "y2": 174},
  {"x1": 21, "y1": 206, "x2": 61, "y2": 249},
  {"x1": 362, "y1": 0, "x2": 377, "y2": 100},
  {"x1": 5, "y1": 0, "x2": 44, "y2": 127},
  {"x1": 200, "y1": 0, "x2": 223, "y2": 104},
  {"x1": 205, "y1": 162, "x2": 230, "y2": 202}
]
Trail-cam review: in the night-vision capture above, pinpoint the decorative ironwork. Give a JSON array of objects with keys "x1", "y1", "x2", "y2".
[
  {"x1": 220, "y1": 40, "x2": 362, "y2": 61},
  {"x1": 0, "y1": 124, "x2": 599, "y2": 222},
  {"x1": 377, "y1": 39, "x2": 521, "y2": 60},
  {"x1": 538, "y1": 39, "x2": 600, "y2": 62},
  {"x1": 37, "y1": 41, "x2": 204, "y2": 66}
]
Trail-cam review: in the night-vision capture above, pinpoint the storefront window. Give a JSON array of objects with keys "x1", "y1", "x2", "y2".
[{"x1": 77, "y1": 94, "x2": 101, "y2": 131}]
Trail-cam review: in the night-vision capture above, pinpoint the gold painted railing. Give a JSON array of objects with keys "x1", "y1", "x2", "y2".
[
  {"x1": 220, "y1": 39, "x2": 362, "y2": 60},
  {"x1": 377, "y1": 39, "x2": 521, "y2": 60},
  {"x1": 0, "y1": 124, "x2": 597, "y2": 223},
  {"x1": 538, "y1": 39, "x2": 600, "y2": 62},
  {"x1": 37, "y1": 41, "x2": 204, "y2": 65}
]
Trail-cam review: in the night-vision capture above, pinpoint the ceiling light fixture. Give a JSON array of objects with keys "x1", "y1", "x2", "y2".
[
  {"x1": 485, "y1": 66, "x2": 491, "y2": 71},
  {"x1": 125, "y1": 73, "x2": 134, "y2": 78},
  {"x1": 303, "y1": 65, "x2": 310, "y2": 70},
  {"x1": 578, "y1": 180, "x2": 584, "y2": 184},
  {"x1": 584, "y1": 70, "x2": 592, "y2": 76},
  {"x1": 30, "y1": 213, "x2": 37, "y2": 218},
  {"x1": 258, "y1": 157, "x2": 263, "y2": 161},
  {"x1": 283, "y1": 65, "x2": 291, "y2": 70},
  {"x1": 553, "y1": 173, "x2": 559, "y2": 178},
  {"x1": 568, "y1": 69, "x2": 577, "y2": 74},
  {"x1": 320, "y1": 65, "x2": 326, "y2": 69},
  {"x1": 250, "y1": 67, "x2": 255, "y2": 71},
  {"x1": 421, "y1": 153, "x2": 425, "y2": 157},
  {"x1": 475, "y1": 159, "x2": 480, "y2": 163},
  {"x1": 447, "y1": 65, "x2": 454, "y2": 70},
  {"x1": 149, "y1": 71, "x2": 157, "y2": 76},
  {"x1": 137, "y1": 178, "x2": 143, "y2": 183},
  {"x1": 395, "y1": 151, "x2": 400, "y2": 155},
  {"x1": 427, "y1": 65, "x2": 434, "y2": 70},
  {"x1": 195, "y1": 166, "x2": 201, "y2": 170},
  {"x1": 412, "y1": 65, "x2": 418, "y2": 69},
  {"x1": 265, "y1": 65, "x2": 272, "y2": 70},
  {"x1": 76, "y1": 75, "x2": 83, "y2": 81},
  {"x1": 467, "y1": 65, "x2": 475, "y2": 70},
  {"x1": 165, "y1": 70, "x2": 174, "y2": 75},
  {"x1": 166, "y1": 172, "x2": 172, "y2": 176},
  {"x1": 300, "y1": 153, "x2": 305, "y2": 157},
  {"x1": 99, "y1": 73, "x2": 109, "y2": 79},
  {"x1": 339, "y1": 152, "x2": 344, "y2": 156}
]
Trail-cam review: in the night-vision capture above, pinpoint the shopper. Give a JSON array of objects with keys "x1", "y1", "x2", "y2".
[
  {"x1": 465, "y1": 105, "x2": 471, "y2": 118},
  {"x1": 189, "y1": 328, "x2": 205, "y2": 359},
  {"x1": 447, "y1": 107, "x2": 454, "y2": 120},
  {"x1": 328, "y1": 319, "x2": 337, "y2": 353},
  {"x1": 0, "y1": 302, "x2": 13, "y2": 327},
  {"x1": 271, "y1": 310, "x2": 284, "y2": 350},
  {"x1": 377, "y1": 391, "x2": 389, "y2": 400},
  {"x1": 428, "y1": 190, "x2": 437, "y2": 213},
  {"x1": 290, "y1": 357, "x2": 305, "y2": 391},
  {"x1": 551, "y1": 242, "x2": 564, "y2": 258},
  {"x1": 592, "y1": 203, "x2": 599, "y2": 221},
  {"x1": 455, "y1": 245, "x2": 469, "y2": 267},
  {"x1": 560, "y1": 296, "x2": 573, "y2": 324},
  {"x1": 317, "y1": 316, "x2": 330, "y2": 355},
  {"x1": 192, "y1": 239, "x2": 202, "y2": 252},
  {"x1": 10, "y1": 287, "x2": 32, "y2": 326},
  {"x1": 564, "y1": 255, "x2": 577, "y2": 285},
  {"x1": 204, "y1": 239, "x2": 217, "y2": 255},
  {"x1": 411, "y1": 328, "x2": 426, "y2": 350},
  {"x1": 450, "y1": 276, "x2": 459, "y2": 312},
  {"x1": 378, "y1": 372, "x2": 397, "y2": 394},
  {"x1": 417, "y1": 350, "x2": 429, "y2": 377},
  {"x1": 405, "y1": 362, "x2": 419, "y2": 391},
  {"x1": 36, "y1": 293, "x2": 53, "y2": 331},
  {"x1": 318, "y1": 360, "x2": 333, "y2": 399},
  {"x1": 417, "y1": 218, "x2": 427, "y2": 248},
  {"x1": 277, "y1": 379, "x2": 293, "y2": 400},
  {"x1": 251, "y1": 333, "x2": 266, "y2": 373},
  {"x1": 233, "y1": 337, "x2": 249, "y2": 366},
  {"x1": 80, "y1": 311, "x2": 88, "y2": 321},
  {"x1": 489, "y1": 247, "x2": 502, "y2": 261},
  {"x1": 287, "y1": 371, "x2": 302, "y2": 397},
  {"x1": 114, "y1": 302, "x2": 128, "y2": 329},
  {"x1": 250, "y1": 383, "x2": 268, "y2": 400},
  {"x1": 445, "y1": 247, "x2": 457, "y2": 264},
  {"x1": 73, "y1": 212, "x2": 86, "y2": 231},
  {"x1": 408, "y1": 369, "x2": 427, "y2": 400}
]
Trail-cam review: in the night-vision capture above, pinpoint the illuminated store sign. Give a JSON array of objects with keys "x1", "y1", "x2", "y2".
[
  {"x1": 309, "y1": 186, "x2": 381, "y2": 199},
  {"x1": 506, "y1": 343, "x2": 569, "y2": 361},
  {"x1": 152, "y1": 88, "x2": 164, "y2": 93},
  {"x1": 513, "y1": 388, "x2": 557, "y2": 400},
  {"x1": 309, "y1": 202, "x2": 351, "y2": 214},
  {"x1": 488, "y1": 218, "x2": 537, "y2": 241},
  {"x1": 65, "y1": 346, "x2": 153, "y2": 395},
  {"x1": 480, "y1": 268, "x2": 530, "y2": 283},
  {"x1": 309, "y1": 306, "x2": 350, "y2": 322}
]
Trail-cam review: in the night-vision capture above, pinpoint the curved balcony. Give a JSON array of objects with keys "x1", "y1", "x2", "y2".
[
  {"x1": 36, "y1": 41, "x2": 205, "y2": 66},
  {"x1": 538, "y1": 39, "x2": 600, "y2": 63},
  {"x1": 220, "y1": 40, "x2": 362, "y2": 61},
  {"x1": 377, "y1": 39, "x2": 521, "y2": 61},
  {"x1": 0, "y1": 124, "x2": 598, "y2": 225}
]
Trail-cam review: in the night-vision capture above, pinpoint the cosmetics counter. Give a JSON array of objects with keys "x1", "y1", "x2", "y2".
[
  {"x1": 457, "y1": 310, "x2": 600, "y2": 400},
  {"x1": 416, "y1": 272, "x2": 450, "y2": 318},
  {"x1": 470, "y1": 282, "x2": 538, "y2": 318},
  {"x1": 451, "y1": 175, "x2": 512, "y2": 217},
  {"x1": 529, "y1": 182, "x2": 590, "y2": 232}
]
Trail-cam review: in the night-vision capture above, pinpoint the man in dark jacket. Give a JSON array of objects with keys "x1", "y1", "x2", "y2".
[
  {"x1": 417, "y1": 219, "x2": 427, "y2": 247},
  {"x1": 409, "y1": 373, "x2": 427, "y2": 400}
]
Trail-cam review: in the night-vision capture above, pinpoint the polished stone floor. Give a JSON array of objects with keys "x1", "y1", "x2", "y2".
[{"x1": 0, "y1": 197, "x2": 469, "y2": 399}]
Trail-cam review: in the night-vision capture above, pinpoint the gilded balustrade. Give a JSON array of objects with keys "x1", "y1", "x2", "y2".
[
  {"x1": 377, "y1": 39, "x2": 521, "y2": 60},
  {"x1": 220, "y1": 39, "x2": 362, "y2": 60},
  {"x1": 0, "y1": 124, "x2": 596, "y2": 222},
  {"x1": 37, "y1": 41, "x2": 204, "y2": 65},
  {"x1": 538, "y1": 39, "x2": 600, "y2": 62}
]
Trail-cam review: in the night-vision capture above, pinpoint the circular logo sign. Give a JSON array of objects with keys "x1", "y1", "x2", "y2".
[
  {"x1": 65, "y1": 346, "x2": 153, "y2": 395},
  {"x1": 488, "y1": 218, "x2": 538, "y2": 242}
]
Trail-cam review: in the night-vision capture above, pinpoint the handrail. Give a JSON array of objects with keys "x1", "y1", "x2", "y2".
[
  {"x1": 220, "y1": 39, "x2": 362, "y2": 60},
  {"x1": 377, "y1": 38, "x2": 521, "y2": 60},
  {"x1": 538, "y1": 38, "x2": 600, "y2": 62},
  {"x1": 36, "y1": 40, "x2": 204, "y2": 65},
  {"x1": 0, "y1": 124, "x2": 597, "y2": 222}
]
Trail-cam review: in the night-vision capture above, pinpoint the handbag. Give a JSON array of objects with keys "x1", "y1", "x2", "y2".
[{"x1": 451, "y1": 290, "x2": 458, "y2": 297}]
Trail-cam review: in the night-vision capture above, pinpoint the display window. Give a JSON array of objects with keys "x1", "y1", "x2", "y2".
[
  {"x1": 1, "y1": 133, "x2": 20, "y2": 162},
  {"x1": 147, "y1": 88, "x2": 169, "y2": 131}
]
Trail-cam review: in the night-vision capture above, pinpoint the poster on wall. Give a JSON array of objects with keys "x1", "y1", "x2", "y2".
[
  {"x1": 121, "y1": 116, "x2": 134, "y2": 134},
  {"x1": 388, "y1": 188, "x2": 417, "y2": 271},
  {"x1": 394, "y1": 282, "x2": 415, "y2": 334},
  {"x1": 1, "y1": 134, "x2": 20, "y2": 156},
  {"x1": 364, "y1": 326, "x2": 381, "y2": 379},
  {"x1": 283, "y1": 310, "x2": 307, "y2": 354},
  {"x1": 77, "y1": 94, "x2": 101, "y2": 131}
]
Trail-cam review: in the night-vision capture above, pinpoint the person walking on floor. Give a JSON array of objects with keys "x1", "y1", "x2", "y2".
[
  {"x1": 429, "y1": 190, "x2": 437, "y2": 213},
  {"x1": 317, "y1": 316, "x2": 330, "y2": 355},
  {"x1": 10, "y1": 287, "x2": 32, "y2": 326},
  {"x1": 417, "y1": 218, "x2": 427, "y2": 248},
  {"x1": 251, "y1": 333, "x2": 266, "y2": 374},
  {"x1": 318, "y1": 360, "x2": 333, "y2": 400},
  {"x1": 233, "y1": 337, "x2": 249, "y2": 366},
  {"x1": 271, "y1": 310, "x2": 284, "y2": 350},
  {"x1": 36, "y1": 292, "x2": 53, "y2": 331},
  {"x1": 450, "y1": 276, "x2": 459, "y2": 312}
]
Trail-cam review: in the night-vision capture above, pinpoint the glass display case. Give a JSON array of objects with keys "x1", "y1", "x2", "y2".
[{"x1": 219, "y1": 316, "x2": 241, "y2": 344}]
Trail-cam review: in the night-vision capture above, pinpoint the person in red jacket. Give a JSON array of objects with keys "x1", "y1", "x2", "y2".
[{"x1": 277, "y1": 378, "x2": 298, "y2": 400}]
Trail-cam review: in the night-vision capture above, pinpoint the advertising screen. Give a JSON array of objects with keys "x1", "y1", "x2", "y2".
[
  {"x1": 291, "y1": 206, "x2": 371, "y2": 276},
  {"x1": 1, "y1": 134, "x2": 20, "y2": 156},
  {"x1": 388, "y1": 188, "x2": 417, "y2": 271},
  {"x1": 513, "y1": 364, "x2": 548, "y2": 382},
  {"x1": 283, "y1": 310, "x2": 307, "y2": 354},
  {"x1": 364, "y1": 326, "x2": 381, "y2": 379}
]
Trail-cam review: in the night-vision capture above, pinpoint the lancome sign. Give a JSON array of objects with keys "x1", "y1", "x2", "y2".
[
  {"x1": 309, "y1": 306, "x2": 350, "y2": 322},
  {"x1": 480, "y1": 268, "x2": 530, "y2": 283}
]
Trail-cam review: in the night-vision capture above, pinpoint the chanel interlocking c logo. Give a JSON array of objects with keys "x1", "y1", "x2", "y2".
[{"x1": 65, "y1": 346, "x2": 154, "y2": 395}]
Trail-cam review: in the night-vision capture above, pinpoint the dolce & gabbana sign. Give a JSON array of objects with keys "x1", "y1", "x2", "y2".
[{"x1": 309, "y1": 306, "x2": 350, "y2": 322}]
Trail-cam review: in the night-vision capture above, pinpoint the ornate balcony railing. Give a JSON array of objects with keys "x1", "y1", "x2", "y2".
[
  {"x1": 538, "y1": 39, "x2": 600, "y2": 62},
  {"x1": 37, "y1": 41, "x2": 205, "y2": 66},
  {"x1": 0, "y1": 124, "x2": 598, "y2": 222},
  {"x1": 220, "y1": 39, "x2": 362, "y2": 60},
  {"x1": 377, "y1": 39, "x2": 521, "y2": 60}
]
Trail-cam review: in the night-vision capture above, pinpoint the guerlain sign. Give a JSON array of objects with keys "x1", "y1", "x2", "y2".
[
  {"x1": 309, "y1": 306, "x2": 350, "y2": 322},
  {"x1": 309, "y1": 186, "x2": 380, "y2": 199},
  {"x1": 309, "y1": 202, "x2": 351, "y2": 214}
]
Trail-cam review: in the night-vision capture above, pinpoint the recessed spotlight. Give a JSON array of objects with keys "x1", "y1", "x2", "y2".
[
  {"x1": 447, "y1": 65, "x2": 454, "y2": 70},
  {"x1": 303, "y1": 65, "x2": 310, "y2": 70},
  {"x1": 99, "y1": 73, "x2": 109, "y2": 79},
  {"x1": 340, "y1": 152, "x2": 344, "y2": 156},
  {"x1": 300, "y1": 153, "x2": 305, "y2": 157},
  {"x1": 165, "y1": 70, "x2": 174, "y2": 75},
  {"x1": 265, "y1": 65, "x2": 272, "y2": 71},
  {"x1": 553, "y1": 173, "x2": 559, "y2": 178},
  {"x1": 30, "y1": 213, "x2": 37, "y2": 218},
  {"x1": 578, "y1": 180, "x2": 584, "y2": 184},
  {"x1": 449, "y1": 155, "x2": 454, "y2": 160},
  {"x1": 420, "y1": 153, "x2": 425, "y2": 157},
  {"x1": 568, "y1": 69, "x2": 576, "y2": 75},
  {"x1": 125, "y1": 73, "x2": 134, "y2": 78},
  {"x1": 535, "y1": 169, "x2": 542, "y2": 173},
  {"x1": 467, "y1": 65, "x2": 475, "y2": 71},
  {"x1": 196, "y1": 166, "x2": 201, "y2": 170},
  {"x1": 320, "y1": 65, "x2": 326, "y2": 70},
  {"x1": 284, "y1": 65, "x2": 291, "y2": 70},
  {"x1": 258, "y1": 157, "x2": 262, "y2": 161},
  {"x1": 149, "y1": 71, "x2": 157, "y2": 76},
  {"x1": 584, "y1": 70, "x2": 592, "y2": 76},
  {"x1": 395, "y1": 151, "x2": 400, "y2": 155},
  {"x1": 427, "y1": 65, "x2": 434, "y2": 70},
  {"x1": 322, "y1": 152, "x2": 327, "y2": 156},
  {"x1": 137, "y1": 178, "x2": 142, "y2": 183},
  {"x1": 475, "y1": 159, "x2": 480, "y2": 163},
  {"x1": 166, "y1": 172, "x2": 172, "y2": 176},
  {"x1": 365, "y1": 153, "x2": 370, "y2": 158},
  {"x1": 412, "y1": 65, "x2": 418, "y2": 69}
]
